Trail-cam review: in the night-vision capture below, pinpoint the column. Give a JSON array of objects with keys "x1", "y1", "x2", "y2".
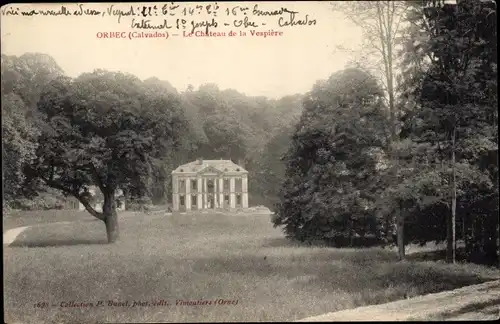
[
  {"x1": 203, "y1": 177, "x2": 208, "y2": 209},
  {"x1": 197, "y1": 177, "x2": 202, "y2": 210},
  {"x1": 172, "y1": 175, "x2": 178, "y2": 211},
  {"x1": 218, "y1": 177, "x2": 224, "y2": 209},
  {"x1": 213, "y1": 178, "x2": 217, "y2": 208},
  {"x1": 185, "y1": 177, "x2": 191, "y2": 211},
  {"x1": 230, "y1": 177, "x2": 236, "y2": 209},
  {"x1": 242, "y1": 175, "x2": 248, "y2": 209}
]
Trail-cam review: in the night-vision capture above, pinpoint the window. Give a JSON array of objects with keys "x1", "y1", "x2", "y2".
[
  {"x1": 224, "y1": 179, "x2": 230, "y2": 191},
  {"x1": 180, "y1": 195, "x2": 185, "y2": 206},
  {"x1": 235, "y1": 178, "x2": 242, "y2": 192},
  {"x1": 192, "y1": 195, "x2": 197, "y2": 207},
  {"x1": 207, "y1": 179, "x2": 214, "y2": 193},
  {"x1": 236, "y1": 194, "x2": 242, "y2": 206},
  {"x1": 224, "y1": 195, "x2": 230, "y2": 203},
  {"x1": 191, "y1": 179, "x2": 197, "y2": 190},
  {"x1": 179, "y1": 180, "x2": 185, "y2": 191}
]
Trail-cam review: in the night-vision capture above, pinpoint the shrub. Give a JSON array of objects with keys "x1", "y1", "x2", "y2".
[{"x1": 126, "y1": 196, "x2": 154, "y2": 213}]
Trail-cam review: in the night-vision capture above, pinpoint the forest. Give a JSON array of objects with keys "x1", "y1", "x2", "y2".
[{"x1": 2, "y1": 0, "x2": 498, "y2": 263}]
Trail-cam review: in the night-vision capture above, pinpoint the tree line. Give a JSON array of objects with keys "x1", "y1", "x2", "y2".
[
  {"x1": 2, "y1": 0, "x2": 497, "y2": 264},
  {"x1": 1, "y1": 51, "x2": 303, "y2": 241},
  {"x1": 274, "y1": 0, "x2": 498, "y2": 266}
]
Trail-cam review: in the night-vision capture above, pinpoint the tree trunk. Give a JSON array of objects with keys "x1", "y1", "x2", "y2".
[
  {"x1": 447, "y1": 127, "x2": 457, "y2": 263},
  {"x1": 103, "y1": 190, "x2": 119, "y2": 243},
  {"x1": 462, "y1": 212, "x2": 466, "y2": 242},
  {"x1": 392, "y1": 142, "x2": 405, "y2": 259},
  {"x1": 397, "y1": 201, "x2": 405, "y2": 260},
  {"x1": 446, "y1": 213, "x2": 454, "y2": 263},
  {"x1": 484, "y1": 218, "x2": 497, "y2": 265},
  {"x1": 349, "y1": 219, "x2": 354, "y2": 246},
  {"x1": 463, "y1": 211, "x2": 470, "y2": 260},
  {"x1": 494, "y1": 165, "x2": 500, "y2": 268},
  {"x1": 498, "y1": 203, "x2": 500, "y2": 269},
  {"x1": 385, "y1": 10, "x2": 403, "y2": 260},
  {"x1": 383, "y1": 215, "x2": 390, "y2": 246},
  {"x1": 105, "y1": 211, "x2": 119, "y2": 243}
]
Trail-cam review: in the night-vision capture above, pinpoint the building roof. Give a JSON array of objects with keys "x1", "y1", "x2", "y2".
[{"x1": 172, "y1": 159, "x2": 248, "y2": 175}]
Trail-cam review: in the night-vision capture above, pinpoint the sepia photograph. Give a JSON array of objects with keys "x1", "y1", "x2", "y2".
[{"x1": 2, "y1": 1, "x2": 499, "y2": 323}]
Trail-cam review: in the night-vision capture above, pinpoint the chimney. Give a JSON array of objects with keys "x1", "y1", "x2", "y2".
[{"x1": 197, "y1": 158, "x2": 203, "y2": 165}]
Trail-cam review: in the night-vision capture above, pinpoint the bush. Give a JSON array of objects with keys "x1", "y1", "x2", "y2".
[
  {"x1": 126, "y1": 196, "x2": 154, "y2": 213},
  {"x1": 8, "y1": 192, "x2": 69, "y2": 210}
]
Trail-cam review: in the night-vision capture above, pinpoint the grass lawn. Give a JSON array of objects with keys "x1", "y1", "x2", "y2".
[
  {"x1": 3, "y1": 209, "x2": 165, "y2": 231},
  {"x1": 3, "y1": 210, "x2": 98, "y2": 231},
  {"x1": 4, "y1": 211, "x2": 500, "y2": 323}
]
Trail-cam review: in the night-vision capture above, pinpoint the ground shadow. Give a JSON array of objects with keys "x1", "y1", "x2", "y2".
[
  {"x1": 262, "y1": 236, "x2": 384, "y2": 249},
  {"x1": 406, "y1": 247, "x2": 499, "y2": 266},
  {"x1": 188, "y1": 247, "x2": 497, "y2": 306},
  {"x1": 8, "y1": 238, "x2": 108, "y2": 248},
  {"x1": 265, "y1": 237, "x2": 499, "y2": 266},
  {"x1": 406, "y1": 248, "x2": 466, "y2": 262},
  {"x1": 263, "y1": 237, "x2": 311, "y2": 248},
  {"x1": 431, "y1": 297, "x2": 500, "y2": 319}
]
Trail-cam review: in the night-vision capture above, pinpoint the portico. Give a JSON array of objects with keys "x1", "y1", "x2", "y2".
[{"x1": 171, "y1": 158, "x2": 249, "y2": 212}]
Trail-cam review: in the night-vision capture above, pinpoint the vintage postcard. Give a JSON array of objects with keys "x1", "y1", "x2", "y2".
[{"x1": 2, "y1": 1, "x2": 499, "y2": 323}]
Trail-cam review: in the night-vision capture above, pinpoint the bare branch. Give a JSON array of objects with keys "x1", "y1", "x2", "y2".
[{"x1": 392, "y1": 4, "x2": 410, "y2": 43}]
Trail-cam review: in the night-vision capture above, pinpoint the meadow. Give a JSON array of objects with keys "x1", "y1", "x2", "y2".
[{"x1": 4, "y1": 210, "x2": 500, "y2": 323}]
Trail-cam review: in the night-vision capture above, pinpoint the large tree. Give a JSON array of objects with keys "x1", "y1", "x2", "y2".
[
  {"x1": 2, "y1": 93, "x2": 39, "y2": 205},
  {"x1": 397, "y1": 0, "x2": 498, "y2": 263},
  {"x1": 2, "y1": 53, "x2": 64, "y2": 208},
  {"x1": 273, "y1": 68, "x2": 388, "y2": 245},
  {"x1": 333, "y1": 0, "x2": 410, "y2": 258},
  {"x1": 27, "y1": 70, "x2": 188, "y2": 242}
]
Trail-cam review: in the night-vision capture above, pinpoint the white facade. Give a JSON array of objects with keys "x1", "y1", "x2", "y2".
[{"x1": 171, "y1": 159, "x2": 249, "y2": 212}]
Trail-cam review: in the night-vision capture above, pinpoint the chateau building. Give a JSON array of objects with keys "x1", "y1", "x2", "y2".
[{"x1": 171, "y1": 158, "x2": 249, "y2": 211}]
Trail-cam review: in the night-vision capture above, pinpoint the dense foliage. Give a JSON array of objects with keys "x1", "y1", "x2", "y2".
[
  {"x1": 2, "y1": 1, "x2": 497, "y2": 260},
  {"x1": 273, "y1": 0, "x2": 498, "y2": 265},
  {"x1": 393, "y1": 0, "x2": 498, "y2": 264},
  {"x1": 273, "y1": 69, "x2": 389, "y2": 244}
]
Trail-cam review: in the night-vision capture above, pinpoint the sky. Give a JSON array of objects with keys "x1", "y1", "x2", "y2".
[{"x1": 1, "y1": 2, "x2": 364, "y2": 99}]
